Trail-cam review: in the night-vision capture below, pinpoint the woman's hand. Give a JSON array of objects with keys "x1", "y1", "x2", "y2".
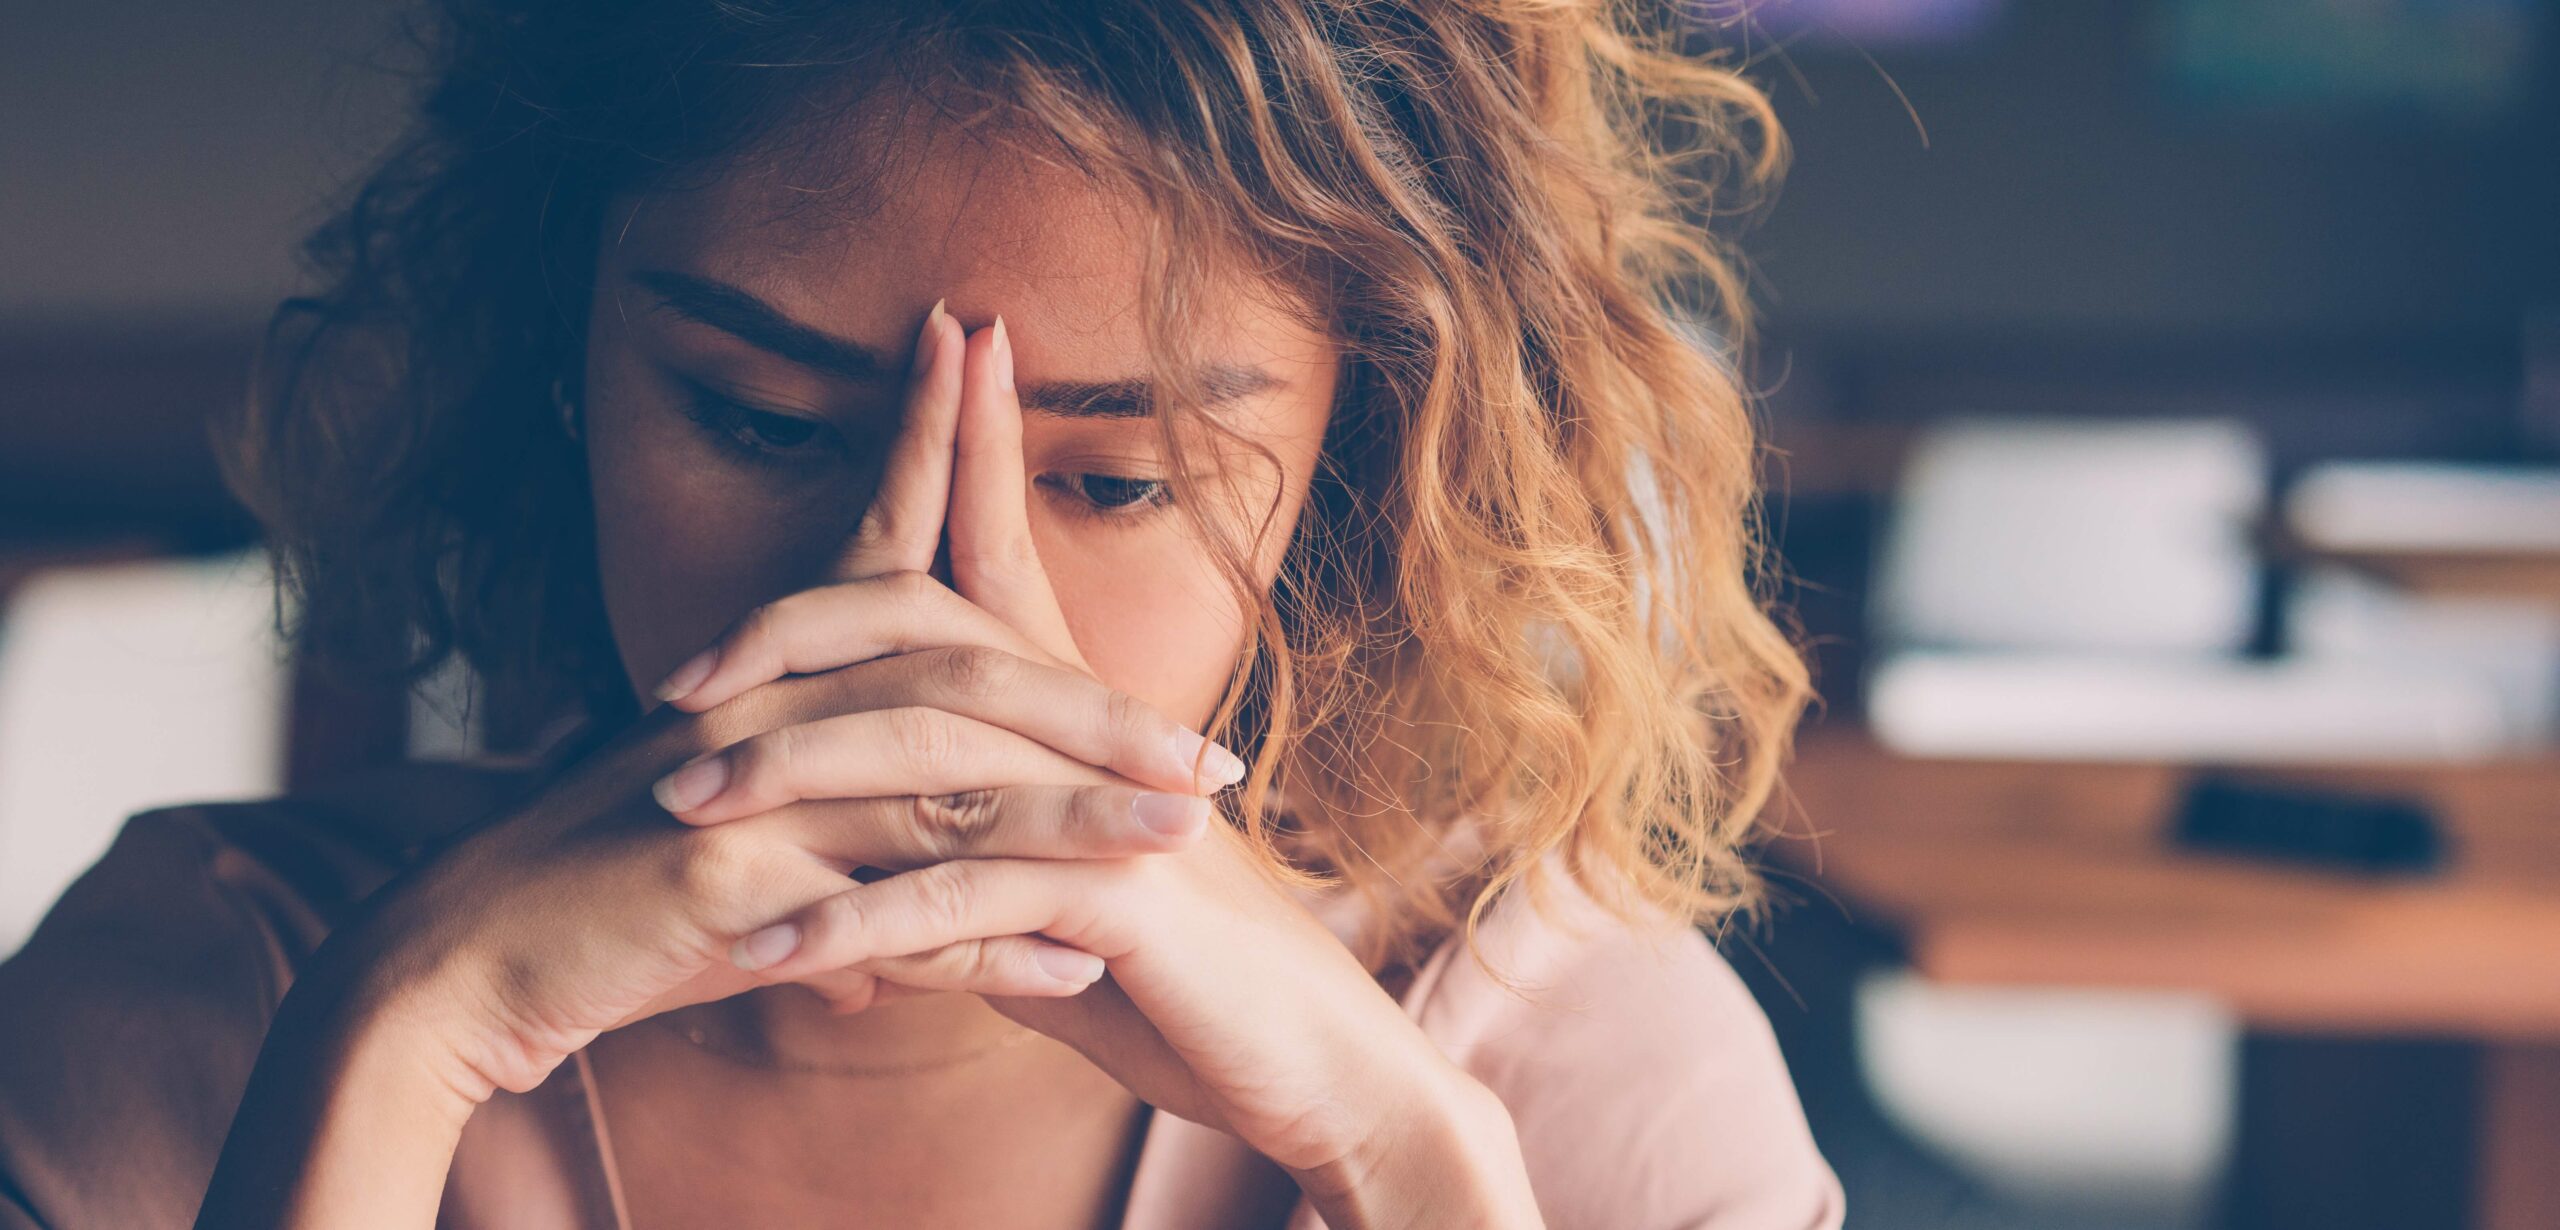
[
  {"x1": 198, "y1": 303, "x2": 1249, "y2": 1230},
  {"x1": 657, "y1": 315, "x2": 1544, "y2": 1227},
  {"x1": 325, "y1": 303, "x2": 1239, "y2": 1104}
]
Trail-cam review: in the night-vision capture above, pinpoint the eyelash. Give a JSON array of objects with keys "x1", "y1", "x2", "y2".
[
  {"x1": 678, "y1": 382, "x2": 1175, "y2": 523},
  {"x1": 1037, "y1": 471, "x2": 1176, "y2": 525},
  {"x1": 678, "y1": 383, "x2": 836, "y2": 467}
]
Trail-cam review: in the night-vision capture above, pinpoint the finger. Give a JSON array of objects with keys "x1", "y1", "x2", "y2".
[
  {"x1": 788, "y1": 965, "x2": 894, "y2": 1014},
  {"x1": 836, "y1": 936, "x2": 1106, "y2": 1006},
  {"x1": 859, "y1": 979, "x2": 942, "y2": 1007},
  {"x1": 726, "y1": 857, "x2": 1134, "y2": 980},
  {"x1": 815, "y1": 647, "x2": 1241, "y2": 794},
  {"x1": 723, "y1": 784, "x2": 1211, "y2": 872},
  {"x1": 836, "y1": 298, "x2": 962, "y2": 579},
  {"x1": 649, "y1": 570, "x2": 1068, "y2": 714},
  {"x1": 948, "y1": 317, "x2": 1087, "y2": 670},
  {"x1": 790, "y1": 935, "x2": 1102, "y2": 1013},
  {"x1": 651, "y1": 705, "x2": 1117, "y2": 825}
]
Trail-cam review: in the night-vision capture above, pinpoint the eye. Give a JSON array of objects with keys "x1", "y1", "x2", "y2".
[
  {"x1": 737, "y1": 411, "x2": 819, "y2": 450},
  {"x1": 1039, "y1": 471, "x2": 1174, "y2": 521},
  {"x1": 677, "y1": 382, "x2": 837, "y2": 465},
  {"x1": 1075, "y1": 474, "x2": 1168, "y2": 510}
]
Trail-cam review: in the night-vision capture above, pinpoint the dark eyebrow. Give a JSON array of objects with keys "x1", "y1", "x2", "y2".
[
  {"x1": 629, "y1": 268, "x2": 1284, "y2": 418},
  {"x1": 632, "y1": 269, "x2": 891, "y2": 383},
  {"x1": 1017, "y1": 367, "x2": 1280, "y2": 419}
]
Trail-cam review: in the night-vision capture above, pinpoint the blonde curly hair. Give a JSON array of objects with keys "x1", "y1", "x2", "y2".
[{"x1": 217, "y1": 0, "x2": 1808, "y2": 977}]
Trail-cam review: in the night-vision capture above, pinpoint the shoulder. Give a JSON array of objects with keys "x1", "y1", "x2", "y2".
[
  {"x1": 10, "y1": 755, "x2": 548, "y2": 967},
  {"x1": 0, "y1": 757, "x2": 546, "y2": 1228},
  {"x1": 1402, "y1": 860, "x2": 1846, "y2": 1230},
  {"x1": 0, "y1": 802, "x2": 312, "y2": 1227}
]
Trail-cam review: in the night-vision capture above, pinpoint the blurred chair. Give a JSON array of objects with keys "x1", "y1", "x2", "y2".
[
  {"x1": 1865, "y1": 418, "x2": 2534, "y2": 762},
  {"x1": 1872, "y1": 418, "x2": 2266, "y2": 655},
  {"x1": 0, "y1": 547, "x2": 289, "y2": 956}
]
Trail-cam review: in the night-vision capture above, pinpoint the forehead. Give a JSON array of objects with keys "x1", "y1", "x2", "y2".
[{"x1": 598, "y1": 110, "x2": 1322, "y2": 377}]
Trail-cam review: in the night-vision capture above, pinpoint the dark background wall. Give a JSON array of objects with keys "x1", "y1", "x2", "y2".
[
  {"x1": 1753, "y1": 3, "x2": 2556, "y2": 346},
  {"x1": 4, "y1": 2, "x2": 2553, "y2": 523},
  {"x1": 1737, "y1": 0, "x2": 2559, "y2": 468},
  {"x1": 0, "y1": 0, "x2": 405, "y2": 328}
]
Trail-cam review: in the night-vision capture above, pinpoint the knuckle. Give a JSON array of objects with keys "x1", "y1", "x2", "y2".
[
  {"x1": 910, "y1": 789, "x2": 1004, "y2": 860},
  {"x1": 1100, "y1": 687, "x2": 1154, "y2": 749},
  {"x1": 881, "y1": 568, "x2": 944, "y2": 613},
  {"x1": 933, "y1": 644, "x2": 1017, "y2": 703},
  {"x1": 905, "y1": 863, "x2": 979, "y2": 937},
  {"x1": 1070, "y1": 786, "x2": 1131, "y2": 842},
  {"x1": 808, "y1": 889, "x2": 871, "y2": 956},
  {"x1": 963, "y1": 941, "x2": 1017, "y2": 986},
  {"x1": 848, "y1": 510, "x2": 903, "y2": 555},
  {"x1": 665, "y1": 826, "x2": 766, "y2": 903},
  {"x1": 885, "y1": 706, "x2": 958, "y2": 776},
  {"x1": 725, "y1": 725, "x2": 795, "y2": 799}
]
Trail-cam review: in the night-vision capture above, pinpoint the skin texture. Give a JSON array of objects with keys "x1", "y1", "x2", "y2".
[
  {"x1": 191, "y1": 109, "x2": 1543, "y2": 1230},
  {"x1": 565, "y1": 119, "x2": 1540, "y2": 1223},
  {"x1": 570, "y1": 122, "x2": 1341, "y2": 1219},
  {"x1": 578, "y1": 115, "x2": 1338, "y2": 1084}
]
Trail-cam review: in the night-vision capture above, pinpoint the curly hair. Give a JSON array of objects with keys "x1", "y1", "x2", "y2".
[{"x1": 216, "y1": 0, "x2": 1809, "y2": 976}]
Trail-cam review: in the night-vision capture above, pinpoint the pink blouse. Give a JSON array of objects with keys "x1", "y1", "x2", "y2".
[{"x1": 0, "y1": 755, "x2": 1843, "y2": 1228}]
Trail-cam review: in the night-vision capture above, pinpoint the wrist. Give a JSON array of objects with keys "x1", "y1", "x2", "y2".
[
  {"x1": 297, "y1": 894, "x2": 544, "y2": 1111},
  {"x1": 1287, "y1": 1056, "x2": 1543, "y2": 1230},
  {"x1": 314, "y1": 996, "x2": 486, "y2": 1138},
  {"x1": 293, "y1": 921, "x2": 503, "y2": 1115},
  {"x1": 196, "y1": 931, "x2": 485, "y2": 1229}
]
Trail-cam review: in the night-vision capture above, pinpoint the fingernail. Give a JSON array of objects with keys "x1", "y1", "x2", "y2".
[
  {"x1": 653, "y1": 753, "x2": 730, "y2": 813},
  {"x1": 1166, "y1": 729, "x2": 1247, "y2": 789},
  {"x1": 991, "y1": 315, "x2": 1015, "y2": 390},
  {"x1": 651, "y1": 647, "x2": 719, "y2": 704},
  {"x1": 1034, "y1": 946, "x2": 1104, "y2": 986},
  {"x1": 1132, "y1": 791, "x2": 1210, "y2": 837},
  {"x1": 732, "y1": 922, "x2": 800, "y2": 971},
  {"x1": 912, "y1": 297, "x2": 948, "y2": 374}
]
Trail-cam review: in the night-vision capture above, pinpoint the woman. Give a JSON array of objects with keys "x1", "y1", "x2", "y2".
[{"x1": 0, "y1": 0, "x2": 1839, "y2": 1226}]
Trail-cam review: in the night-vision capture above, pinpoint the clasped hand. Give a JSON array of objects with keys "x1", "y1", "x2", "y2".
[
  {"x1": 502, "y1": 303, "x2": 1511, "y2": 1191},
  {"x1": 349, "y1": 301, "x2": 1542, "y2": 1223}
]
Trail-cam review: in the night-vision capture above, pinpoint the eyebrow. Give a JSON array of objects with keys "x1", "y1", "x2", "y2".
[{"x1": 629, "y1": 268, "x2": 1282, "y2": 418}]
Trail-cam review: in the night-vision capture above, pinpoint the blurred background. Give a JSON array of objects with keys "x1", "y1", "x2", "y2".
[{"x1": 2, "y1": 2, "x2": 2555, "y2": 1228}]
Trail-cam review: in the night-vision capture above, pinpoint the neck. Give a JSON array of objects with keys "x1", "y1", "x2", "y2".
[{"x1": 664, "y1": 983, "x2": 1033, "y2": 1077}]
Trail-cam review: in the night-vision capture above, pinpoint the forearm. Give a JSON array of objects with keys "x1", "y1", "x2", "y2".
[
  {"x1": 193, "y1": 936, "x2": 483, "y2": 1230},
  {"x1": 1288, "y1": 1064, "x2": 1545, "y2": 1230}
]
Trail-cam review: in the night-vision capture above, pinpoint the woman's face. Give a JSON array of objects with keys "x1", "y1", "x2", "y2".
[{"x1": 577, "y1": 119, "x2": 1339, "y2": 733}]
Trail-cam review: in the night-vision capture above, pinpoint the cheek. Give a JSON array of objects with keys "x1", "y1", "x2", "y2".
[
  {"x1": 1044, "y1": 527, "x2": 1252, "y2": 732},
  {"x1": 1038, "y1": 443, "x2": 1312, "y2": 730},
  {"x1": 583, "y1": 364, "x2": 854, "y2": 696}
]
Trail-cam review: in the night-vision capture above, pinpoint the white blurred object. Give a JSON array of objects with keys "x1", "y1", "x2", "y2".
[
  {"x1": 0, "y1": 549, "x2": 291, "y2": 957},
  {"x1": 1868, "y1": 650, "x2": 2517, "y2": 763},
  {"x1": 2290, "y1": 567, "x2": 2560, "y2": 746},
  {"x1": 2286, "y1": 462, "x2": 2560, "y2": 554},
  {"x1": 1858, "y1": 971, "x2": 2240, "y2": 1219},
  {"x1": 1874, "y1": 419, "x2": 2267, "y2": 654}
]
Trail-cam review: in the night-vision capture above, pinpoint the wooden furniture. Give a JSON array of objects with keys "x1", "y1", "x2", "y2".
[
  {"x1": 1770, "y1": 729, "x2": 2560, "y2": 1229},
  {"x1": 2307, "y1": 547, "x2": 2560, "y2": 615}
]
